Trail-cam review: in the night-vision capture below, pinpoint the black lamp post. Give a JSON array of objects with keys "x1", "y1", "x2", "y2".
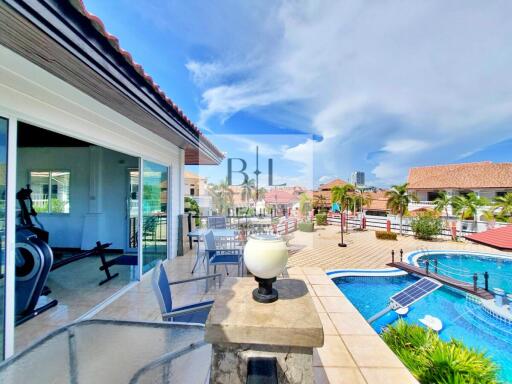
[{"x1": 338, "y1": 199, "x2": 347, "y2": 247}]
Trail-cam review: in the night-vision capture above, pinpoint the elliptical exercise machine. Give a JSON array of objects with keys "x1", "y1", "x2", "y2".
[{"x1": 15, "y1": 186, "x2": 112, "y2": 325}]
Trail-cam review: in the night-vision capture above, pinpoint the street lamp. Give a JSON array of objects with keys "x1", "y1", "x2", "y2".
[{"x1": 338, "y1": 197, "x2": 347, "y2": 247}]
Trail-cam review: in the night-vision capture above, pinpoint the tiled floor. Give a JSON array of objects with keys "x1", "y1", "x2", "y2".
[
  {"x1": 288, "y1": 225, "x2": 509, "y2": 270},
  {"x1": 17, "y1": 227, "x2": 509, "y2": 382},
  {"x1": 15, "y1": 255, "x2": 132, "y2": 352}
]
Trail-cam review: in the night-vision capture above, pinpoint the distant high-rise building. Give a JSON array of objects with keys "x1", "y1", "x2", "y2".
[{"x1": 350, "y1": 171, "x2": 365, "y2": 186}]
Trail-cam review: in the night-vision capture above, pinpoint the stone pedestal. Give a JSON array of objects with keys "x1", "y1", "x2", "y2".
[{"x1": 205, "y1": 278, "x2": 324, "y2": 384}]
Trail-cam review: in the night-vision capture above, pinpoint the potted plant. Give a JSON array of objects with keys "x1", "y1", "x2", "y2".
[{"x1": 298, "y1": 193, "x2": 314, "y2": 232}]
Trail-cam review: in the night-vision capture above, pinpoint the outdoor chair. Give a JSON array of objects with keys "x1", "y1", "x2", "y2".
[
  {"x1": 152, "y1": 260, "x2": 220, "y2": 324},
  {"x1": 207, "y1": 216, "x2": 227, "y2": 229},
  {"x1": 204, "y1": 230, "x2": 244, "y2": 277}
]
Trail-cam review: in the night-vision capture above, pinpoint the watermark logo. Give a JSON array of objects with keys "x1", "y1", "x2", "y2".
[{"x1": 227, "y1": 146, "x2": 286, "y2": 192}]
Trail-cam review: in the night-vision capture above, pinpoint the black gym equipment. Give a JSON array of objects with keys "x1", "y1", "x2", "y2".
[{"x1": 14, "y1": 186, "x2": 116, "y2": 325}]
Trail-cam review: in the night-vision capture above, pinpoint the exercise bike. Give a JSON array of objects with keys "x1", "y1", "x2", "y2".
[{"x1": 15, "y1": 186, "x2": 112, "y2": 325}]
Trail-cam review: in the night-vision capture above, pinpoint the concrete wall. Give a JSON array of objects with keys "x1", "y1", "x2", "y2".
[{"x1": 17, "y1": 146, "x2": 138, "y2": 250}]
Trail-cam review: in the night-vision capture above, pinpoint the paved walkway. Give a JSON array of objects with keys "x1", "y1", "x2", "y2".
[{"x1": 287, "y1": 225, "x2": 509, "y2": 270}]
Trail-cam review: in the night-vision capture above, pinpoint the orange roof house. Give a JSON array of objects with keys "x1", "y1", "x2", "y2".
[
  {"x1": 314, "y1": 178, "x2": 350, "y2": 205},
  {"x1": 408, "y1": 162, "x2": 512, "y2": 190},
  {"x1": 407, "y1": 161, "x2": 512, "y2": 202}
]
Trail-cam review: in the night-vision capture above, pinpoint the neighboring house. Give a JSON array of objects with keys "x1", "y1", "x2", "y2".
[
  {"x1": 407, "y1": 161, "x2": 512, "y2": 217},
  {"x1": 0, "y1": 0, "x2": 222, "y2": 358},
  {"x1": 363, "y1": 190, "x2": 390, "y2": 217},
  {"x1": 313, "y1": 178, "x2": 350, "y2": 207},
  {"x1": 265, "y1": 189, "x2": 299, "y2": 216},
  {"x1": 184, "y1": 170, "x2": 211, "y2": 214}
]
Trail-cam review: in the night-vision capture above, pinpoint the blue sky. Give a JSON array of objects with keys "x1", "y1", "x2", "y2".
[{"x1": 84, "y1": 0, "x2": 512, "y2": 188}]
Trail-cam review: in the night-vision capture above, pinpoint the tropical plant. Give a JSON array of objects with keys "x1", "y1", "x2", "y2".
[
  {"x1": 493, "y1": 192, "x2": 512, "y2": 221},
  {"x1": 331, "y1": 184, "x2": 355, "y2": 232},
  {"x1": 299, "y1": 193, "x2": 312, "y2": 222},
  {"x1": 256, "y1": 187, "x2": 266, "y2": 201},
  {"x1": 313, "y1": 194, "x2": 328, "y2": 212},
  {"x1": 207, "y1": 178, "x2": 233, "y2": 215},
  {"x1": 433, "y1": 191, "x2": 452, "y2": 226},
  {"x1": 184, "y1": 196, "x2": 201, "y2": 226},
  {"x1": 386, "y1": 183, "x2": 418, "y2": 235},
  {"x1": 382, "y1": 320, "x2": 499, "y2": 384},
  {"x1": 452, "y1": 192, "x2": 489, "y2": 237},
  {"x1": 240, "y1": 178, "x2": 256, "y2": 205},
  {"x1": 411, "y1": 211, "x2": 443, "y2": 240}
]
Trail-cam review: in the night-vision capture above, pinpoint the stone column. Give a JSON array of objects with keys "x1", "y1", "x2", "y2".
[{"x1": 205, "y1": 278, "x2": 324, "y2": 384}]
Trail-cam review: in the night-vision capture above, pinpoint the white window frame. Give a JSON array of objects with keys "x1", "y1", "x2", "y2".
[{"x1": 28, "y1": 169, "x2": 71, "y2": 214}]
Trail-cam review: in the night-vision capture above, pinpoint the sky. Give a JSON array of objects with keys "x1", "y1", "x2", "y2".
[{"x1": 84, "y1": 0, "x2": 512, "y2": 189}]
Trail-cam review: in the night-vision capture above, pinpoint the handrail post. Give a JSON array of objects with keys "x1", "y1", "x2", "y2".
[
  {"x1": 391, "y1": 250, "x2": 395, "y2": 263},
  {"x1": 399, "y1": 249, "x2": 403, "y2": 262},
  {"x1": 473, "y1": 273, "x2": 478, "y2": 292},
  {"x1": 434, "y1": 256, "x2": 438, "y2": 274},
  {"x1": 484, "y1": 271, "x2": 489, "y2": 291},
  {"x1": 425, "y1": 259, "x2": 429, "y2": 275}
]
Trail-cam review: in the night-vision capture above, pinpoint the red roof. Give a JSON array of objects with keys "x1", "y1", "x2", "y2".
[
  {"x1": 71, "y1": 0, "x2": 223, "y2": 160},
  {"x1": 267, "y1": 190, "x2": 298, "y2": 204},
  {"x1": 408, "y1": 161, "x2": 512, "y2": 190},
  {"x1": 465, "y1": 225, "x2": 512, "y2": 250}
]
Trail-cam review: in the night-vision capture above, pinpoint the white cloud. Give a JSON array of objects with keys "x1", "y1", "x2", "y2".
[{"x1": 182, "y1": 0, "x2": 512, "y2": 185}]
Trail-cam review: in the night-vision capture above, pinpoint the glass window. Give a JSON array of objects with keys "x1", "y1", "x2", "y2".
[
  {"x1": 29, "y1": 171, "x2": 70, "y2": 213},
  {"x1": 142, "y1": 161, "x2": 168, "y2": 273},
  {"x1": 0, "y1": 117, "x2": 7, "y2": 360}
]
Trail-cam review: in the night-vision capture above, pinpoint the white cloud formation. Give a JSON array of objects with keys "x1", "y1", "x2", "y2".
[{"x1": 181, "y1": 0, "x2": 512, "y2": 186}]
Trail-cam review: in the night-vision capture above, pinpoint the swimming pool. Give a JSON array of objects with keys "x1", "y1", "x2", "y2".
[
  {"x1": 414, "y1": 251, "x2": 512, "y2": 292},
  {"x1": 333, "y1": 257, "x2": 512, "y2": 382}
]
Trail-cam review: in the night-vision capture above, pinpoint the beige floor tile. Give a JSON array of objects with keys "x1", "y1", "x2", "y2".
[
  {"x1": 318, "y1": 312, "x2": 337, "y2": 335},
  {"x1": 314, "y1": 367, "x2": 366, "y2": 384},
  {"x1": 285, "y1": 266, "x2": 304, "y2": 275},
  {"x1": 361, "y1": 368, "x2": 418, "y2": 384},
  {"x1": 313, "y1": 336, "x2": 356, "y2": 368},
  {"x1": 329, "y1": 313, "x2": 375, "y2": 335},
  {"x1": 307, "y1": 274, "x2": 333, "y2": 285},
  {"x1": 319, "y1": 297, "x2": 359, "y2": 313},
  {"x1": 313, "y1": 285, "x2": 343, "y2": 297},
  {"x1": 342, "y1": 335, "x2": 404, "y2": 368},
  {"x1": 303, "y1": 267, "x2": 326, "y2": 275},
  {"x1": 312, "y1": 296, "x2": 326, "y2": 313}
]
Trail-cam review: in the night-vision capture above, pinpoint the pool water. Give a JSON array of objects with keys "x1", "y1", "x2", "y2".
[
  {"x1": 417, "y1": 252, "x2": 512, "y2": 292},
  {"x1": 335, "y1": 274, "x2": 512, "y2": 382}
]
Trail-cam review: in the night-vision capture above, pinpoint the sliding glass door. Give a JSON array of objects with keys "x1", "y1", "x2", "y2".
[
  {"x1": 142, "y1": 160, "x2": 169, "y2": 273},
  {"x1": 0, "y1": 118, "x2": 8, "y2": 359}
]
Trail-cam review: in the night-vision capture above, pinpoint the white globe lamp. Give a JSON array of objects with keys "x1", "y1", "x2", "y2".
[{"x1": 244, "y1": 234, "x2": 288, "y2": 303}]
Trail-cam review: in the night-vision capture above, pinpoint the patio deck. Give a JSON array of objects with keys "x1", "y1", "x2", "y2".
[{"x1": 287, "y1": 225, "x2": 510, "y2": 270}]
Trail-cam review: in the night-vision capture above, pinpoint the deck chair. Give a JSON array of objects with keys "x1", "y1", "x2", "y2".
[
  {"x1": 204, "y1": 230, "x2": 244, "y2": 277},
  {"x1": 207, "y1": 216, "x2": 227, "y2": 229},
  {"x1": 152, "y1": 260, "x2": 220, "y2": 324}
]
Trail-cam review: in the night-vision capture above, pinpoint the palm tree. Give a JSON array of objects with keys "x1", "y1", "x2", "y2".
[
  {"x1": 256, "y1": 187, "x2": 266, "y2": 201},
  {"x1": 331, "y1": 184, "x2": 355, "y2": 232},
  {"x1": 451, "y1": 192, "x2": 488, "y2": 237},
  {"x1": 433, "y1": 191, "x2": 452, "y2": 226},
  {"x1": 493, "y1": 192, "x2": 512, "y2": 221},
  {"x1": 240, "y1": 178, "x2": 256, "y2": 206},
  {"x1": 299, "y1": 193, "x2": 312, "y2": 222},
  {"x1": 313, "y1": 194, "x2": 327, "y2": 212},
  {"x1": 208, "y1": 178, "x2": 233, "y2": 215},
  {"x1": 386, "y1": 183, "x2": 418, "y2": 236}
]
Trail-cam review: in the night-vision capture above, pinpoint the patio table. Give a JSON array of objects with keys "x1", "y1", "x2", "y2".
[{"x1": 187, "y1": 228, "x2": 239, "y2": 273}]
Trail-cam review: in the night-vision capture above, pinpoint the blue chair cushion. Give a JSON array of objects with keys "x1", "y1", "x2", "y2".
[
  {"x1": 171, "y1": 301, "x2": 214, "y2": 324},
  {"x1": 210, "y1": 254, "x2": 240, "y2": 264},
  {"x1": 157, "y1": 263, "x2": 173, "y2": 313}
]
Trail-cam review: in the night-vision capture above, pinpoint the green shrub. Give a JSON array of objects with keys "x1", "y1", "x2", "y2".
[
  {"x1": 411, "y1": 212, "x2": 443, "y2": 240},
  {"x1": 375, "y1": 231, "x2": 397, "y2": 240},
  {"x1": 382, "y1": 321, "x2": 499, "y2": 384},
  {"x1": 315, "y1": 213, "x2": 327, "y2": 225}
]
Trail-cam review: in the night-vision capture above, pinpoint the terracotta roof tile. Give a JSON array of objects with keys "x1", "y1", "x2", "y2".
[
  {"x1": 70, "y1": 0, "x2": 223, "y2": 159},
  {"x1": 318, "y1": 178, "x2": 349, "y2": 191},
  {"x1": 408, "y1": 162, "x2": 512, "y2": 190}
]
